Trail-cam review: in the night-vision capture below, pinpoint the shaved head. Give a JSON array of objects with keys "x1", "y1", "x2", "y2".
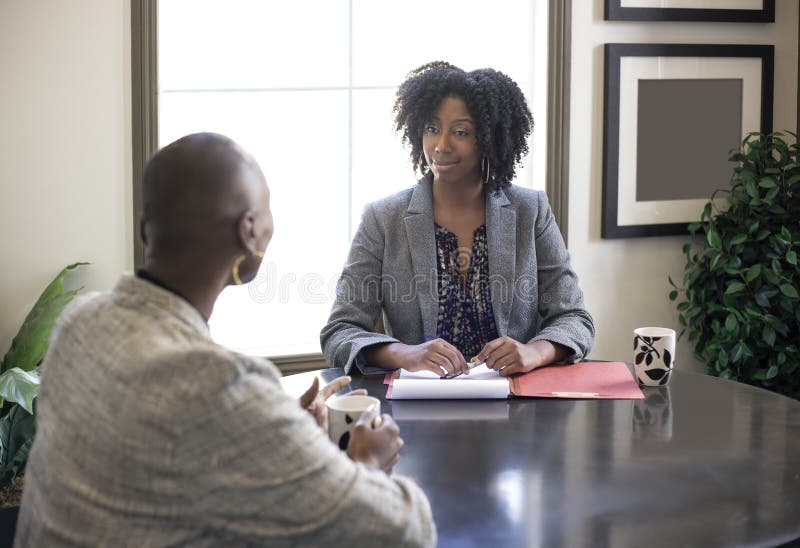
[{"x1": 141, "y1": 132, "x2": 269, "y2": 261}]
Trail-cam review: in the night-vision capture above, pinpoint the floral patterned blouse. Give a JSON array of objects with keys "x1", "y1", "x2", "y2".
[{"x1": 434, "y1": 223, "x2": 498, "y2": 360}]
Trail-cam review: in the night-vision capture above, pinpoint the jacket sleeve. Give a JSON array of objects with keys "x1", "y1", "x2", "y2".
[
  {"x1": 183, "y1": 354, "x2": 436, "y2": 547},
  {"x1": 528, "y1": 192, "x2": 595, "y2": 361},
  {"x1": 320, "y1": 203, "x2": 400, "y2": 374}
]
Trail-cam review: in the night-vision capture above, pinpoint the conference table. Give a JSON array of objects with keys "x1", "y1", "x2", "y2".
[{"x1": 280, "y1": 366, "x2": 800, "y2": 548}]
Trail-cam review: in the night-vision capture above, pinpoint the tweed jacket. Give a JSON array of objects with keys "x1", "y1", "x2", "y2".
[
  {"x1": 321, "y1": 178, "x2": 595, "y2": 374},
  {"x1": 15, "y1": 275, "x2": 435, "y2": 548}
]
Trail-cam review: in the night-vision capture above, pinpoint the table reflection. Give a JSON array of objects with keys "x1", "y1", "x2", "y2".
[
  {"x1": 307, "y1": 367, "x2": 800, "y2": 547},
  {"x1": 632, "y1": 386, "x2": 672, "y2": 441}
]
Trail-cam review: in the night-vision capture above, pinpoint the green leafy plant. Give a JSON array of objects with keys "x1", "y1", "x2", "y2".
[
  {"x1": 669, "y1": 132, "x2": 800, "y2": 400},
  {"x1": 0, "y1": 262, "x2": 87, "y2": 490}
]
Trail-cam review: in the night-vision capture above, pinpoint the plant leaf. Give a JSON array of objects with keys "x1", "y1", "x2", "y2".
[
  {"x1": 730, "y1": 233, "x2": 748, "y2": 246},
  {"x1": 755, "y1": 229, "x2": 771, "y2": 241},
  {"x1": 787, "y1": 250, "x2": 797, "y2": 265},
  {"x1": 744, "y1": 178, "x2": 757, "y2": 198},
  {"x1": 731, "y1": 342, "x2": 744, "y2": 363},
  {"x1": 753, "y1": 368, "x2": 769, "y2": 381},
  {"x1": 745, "y1": 264, "x2": 761, "y2": 283},
  {"x1": 0, "y1": 368, "x2": 40, "y2": 414},
  {"x1": 707, "y1": 229, "x2": 723, "y2": 249},
  {"x1": 0, "y1": 405, "x2": 36, "y2": 490},
  {"x1": 763, "y1": 327, "x2": 776, "y2": 347},
  {"x1": 779, "y1": 284, "x2": 799, "y2": 299},
  {"x1": 669, "y1": 290, "x2": 678, "y2": 301},
  {"x1": 1, "y1": 263, "x2": 88, "y2": 373},
  {"x1": 725, "y1": 282, "x2": 745, "y2": 295},
  {"x1": 758, "y1": 177, "x2": 777, "y2": 189}
]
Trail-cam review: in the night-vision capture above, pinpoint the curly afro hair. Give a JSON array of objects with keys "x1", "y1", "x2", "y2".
[{"x1": 393, "y1": 61, "x2": 533, "y2": 193}]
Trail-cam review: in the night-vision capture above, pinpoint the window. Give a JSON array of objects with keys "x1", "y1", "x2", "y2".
[{"x1": 155, "y1": 0, "x2": 549, "y2": 357}]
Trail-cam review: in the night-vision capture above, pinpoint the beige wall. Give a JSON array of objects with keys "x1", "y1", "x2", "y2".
[
  {"x1": 0, "y1": 1, "x2": 132, "y2": 356},
  {"x1": 570, "y1": 0, "x2": 799, "y2": 370}
]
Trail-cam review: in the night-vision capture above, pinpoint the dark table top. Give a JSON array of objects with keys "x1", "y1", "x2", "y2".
[{"x1": 282, "y1": 367, "x2": 800, "y2": 548}]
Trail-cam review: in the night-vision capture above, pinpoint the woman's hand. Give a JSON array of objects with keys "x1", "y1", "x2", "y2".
[
  {"x1": 298, "y1": 376, "x2": 367, "y2": 432},
  {"x1": 371, "y1": 339, "x2": 469, "y2": 377},
  {"x1": 347, "y1": 405, "x2": 403, "y2": 474},
  {"x1": 473, "y1": 337, "x2": 568, "y2": 377}
]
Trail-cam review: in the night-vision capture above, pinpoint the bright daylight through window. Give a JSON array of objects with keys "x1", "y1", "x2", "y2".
[{"x1": 158, "y1": 0, "x2": 548, "y2": 357}]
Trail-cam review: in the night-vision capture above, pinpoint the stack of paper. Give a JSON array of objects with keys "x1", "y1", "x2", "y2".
[{"x1": 389, "y1": 364, "x2": 509, "y2": 399}]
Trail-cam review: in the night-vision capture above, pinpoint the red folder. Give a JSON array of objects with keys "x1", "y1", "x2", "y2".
[{"x1": 510, "y1": 361, "x2": 644, "y2": 399}]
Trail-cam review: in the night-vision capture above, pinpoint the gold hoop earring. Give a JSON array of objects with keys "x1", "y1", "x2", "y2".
[
  {"x1": 232, "y1": 250, "x2": 265, "y2": 285},
  {"x1": 481, "y1": 156, "x2": 491, "y2": 186}
]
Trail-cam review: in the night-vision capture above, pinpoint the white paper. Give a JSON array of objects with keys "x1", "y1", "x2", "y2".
[
  {"x1": 392, "y1": 364, "x2": 510, "y2": 399},
  {"x1": 399, "y1": 363, "x2": 500, "y2": 380}
]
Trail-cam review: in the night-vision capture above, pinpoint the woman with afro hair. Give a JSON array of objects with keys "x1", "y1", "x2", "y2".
[{"x1": 321, "y1": 61, "x2": 594, "y2": 378}]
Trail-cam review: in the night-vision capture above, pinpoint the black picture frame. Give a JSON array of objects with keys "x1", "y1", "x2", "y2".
[
  {"x1": 605, "y1": 0, "x2": 775, "y2": 22},
  {"x1": 602, "y1": 43, "x2": 774, "y2": 239}
]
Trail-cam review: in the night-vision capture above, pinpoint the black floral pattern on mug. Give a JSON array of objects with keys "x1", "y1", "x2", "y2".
[
  {"x1": 634, "y1": 335, "x2": 672, "y2": 368},
  {"x1": 338, "y1": 413, "x2": 355, "y2": 450}
]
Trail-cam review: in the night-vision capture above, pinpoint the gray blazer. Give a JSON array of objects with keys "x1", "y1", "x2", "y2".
[{"x1": 321, "y1": 178, "x2": 595, "y2": 374}]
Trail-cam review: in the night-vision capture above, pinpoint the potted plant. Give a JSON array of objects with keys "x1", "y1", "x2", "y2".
[
  {"x1": 669, "y1": 132, "x2": 799, "y2": 400},
  {"x1": 0, "y1": 262, "x2": 88, "y2": 507}
]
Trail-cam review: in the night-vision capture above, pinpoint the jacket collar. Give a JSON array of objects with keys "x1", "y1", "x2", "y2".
[{"x1": 116, "y1": 274, "x2": 210, "y2": 337}]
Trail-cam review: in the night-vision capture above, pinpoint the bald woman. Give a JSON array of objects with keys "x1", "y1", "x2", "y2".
[{"x1": 15, "y1": 133, "x2": 435, "y2": 548}]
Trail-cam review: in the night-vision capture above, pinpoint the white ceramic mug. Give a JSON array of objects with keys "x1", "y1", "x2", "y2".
[
  {"x1": 325, "y1": 395, "x2": 381, "y2": 451},
  {"x1": 633, "y1": 327, "x2": 676, "y2": 386}
]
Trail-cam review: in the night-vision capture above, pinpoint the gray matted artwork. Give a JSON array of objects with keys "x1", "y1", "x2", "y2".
[{"x1": 636, "y1": 78, "x2": 743, "y2": 202}]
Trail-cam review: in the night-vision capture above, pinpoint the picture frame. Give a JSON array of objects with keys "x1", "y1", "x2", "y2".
[
  {"x1": 605, "y1": 0, "x2": 775, "y2": 22},
  {"x1": 602, "y1": 43, "x2": 773, "y2": 239}
]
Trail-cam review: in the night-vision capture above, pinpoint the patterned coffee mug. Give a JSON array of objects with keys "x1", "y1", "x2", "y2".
[
  {"x1": 325, "y1": 395, "x2": 381, "y2": 451},
  {"x1": 633, "y1": 327, "x2": 676, "y2": 386}
]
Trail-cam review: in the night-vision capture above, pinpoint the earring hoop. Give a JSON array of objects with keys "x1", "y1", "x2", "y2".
[
  {"x1": 419, "y1": 151, "x2": 428, "y2": 174},
  {"x1": 481, "y1": 156, "x2": 491, "y2": 186},
  {"x1": 232, "y1": 250, "x2": 265, "y2": 285}
]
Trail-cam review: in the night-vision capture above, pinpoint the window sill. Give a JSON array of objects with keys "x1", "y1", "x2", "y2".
[{"x1": 270, "y1": 352, "x2": 328, "y2": 375}]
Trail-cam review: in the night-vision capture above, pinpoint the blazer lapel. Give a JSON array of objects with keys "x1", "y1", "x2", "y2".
[
  {"x1": 486, "y1": 188, "x2": 515, "y2": 336},
  {"x1": 404, "y1": 178, "x2": 438, "y2": 340}
]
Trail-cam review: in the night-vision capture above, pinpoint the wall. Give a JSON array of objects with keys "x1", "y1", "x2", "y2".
[
  {"x1": 0, "y1": 1, "x2": 132, "y2": 357},
  {"x1": 570, "y1": 0, "x2": 799, "y2": 371}
]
